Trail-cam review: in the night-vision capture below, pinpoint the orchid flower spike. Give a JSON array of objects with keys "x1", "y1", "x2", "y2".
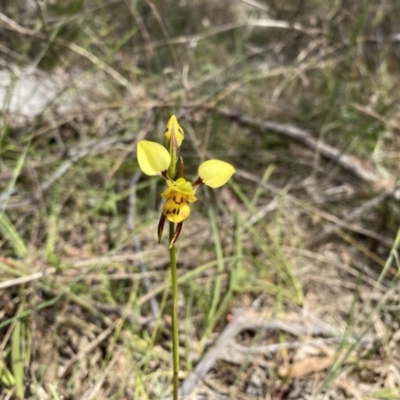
[{"x1": 136, "y1": 115, "x2": 235, "y2": 247}]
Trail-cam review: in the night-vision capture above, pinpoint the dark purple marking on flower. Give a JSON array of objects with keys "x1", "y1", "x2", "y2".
[
  {"x1": 170, "y1": 222, "x2": 183, "y2": 248},
  {"x1": 157, "y1": 213, "x2": 166, "y2": 243},
  {"x1": 173, "y1": 196, "x2": 183, "y2": 205}
]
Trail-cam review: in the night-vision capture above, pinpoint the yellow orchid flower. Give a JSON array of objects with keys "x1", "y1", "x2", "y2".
[{"x1": 136, "y1": 116, "x2": 235, "y2": 247}]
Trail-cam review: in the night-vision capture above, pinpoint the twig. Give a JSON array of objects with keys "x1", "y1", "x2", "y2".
[
  {"x1": 216, "y1": 107, "x2": 396, "y2": 193},
  {"x1": 122, "y1": 0, "x2": 154, "y2": 64},
  {"x1": 142, "y1": 0, "x2": 180, "y2": 72},
  {"x1": 306, "y1": 190, "x2": 392, "y2": 248},
  {"x1": 1, "y1": 131, "x2": 140, "y2": 210},
  {"x1": 71, "y1": 250, "x2": 163, "y2": 268},
  {"x1": 131, "y1": 19, "x2": 322, "y2": 55},
  {"x1": 237, "y1": 169, "x2": 394, "y2": 247},
  {"x1": 0, "y1": 12, "x2": 136, "y2": 93},
  {"x1": 90, "y1": 301, "x2": 153, "y2": 326},
  {"x1": 213, "y1": 108, "x2": 396, "y2": 248},
  {"x1": 179, "y1": 309, "x2": 335, "y2": 398},
  {"x1": 58, "y1": 319, "x2": 119, "y2": 378},
  {"x1": 0, "y1": 267, "x2": 56, "y2": 290},
  {"x1": 80, "y1": 348, "x2": 122, "y2": 400}
]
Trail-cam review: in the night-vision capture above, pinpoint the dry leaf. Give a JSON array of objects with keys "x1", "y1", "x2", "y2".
[{"x1": 278, "y1": 356, "x2": 334, "y2": 378}]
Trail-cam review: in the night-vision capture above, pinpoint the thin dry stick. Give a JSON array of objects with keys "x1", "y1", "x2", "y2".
[
  {"x1": 72, "y1": 250, "x2": 162, "y2": 268},
  {"x1": 0, "y1": 267, "x2": 56, "y2": 290},
  {"x1": 0, "y1": 12, "x2": 135, "y2": 92},
  {"x1": 306, "y1": 191, "x2": 392, "y2": 248},
  {"x1": 122, "y1": 0, "x2": 154, "y2": 63},
  {"x1": 0, "y1": 157, "x2": 60, "y2": 182},
  {"x1": 90, "y1": 301, "x2": 153, "y2": 326},
  {"x1": 80, "y1": 348, "x2": 122, "y2": 400},
  {"x1": 1, "y1": 129, "x2": 146, "y2": 210},
  {"x1": 58, "y1": 319, "x2": 119, "y2": 378},
  {"x1": 216, "y1": 107, "x2": 396, "y2": 193},
  {"x1": 179, "y1": 310, "x2": 335, "y2": 398},
  {"x1": 130, "y1": 19, "x2": 322, "y2": 54},
  {"x1": 142, "y1": 0, "x2": 181, "y2": 71},
  {"x1": 215, "y1": 109, "x2": 395, "y2": 248},
  {"x1": 237, "y1": 169, "x2": 393, "y2": 247}
]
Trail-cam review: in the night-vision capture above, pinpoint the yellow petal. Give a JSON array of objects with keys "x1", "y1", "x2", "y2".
[
  {"x1": 165, "y1": 178, "x2": 197, "y2": 201},
  {"x1": 160, "y1": 187, "x2": 174, "y2": 199},
  {"x1": 164, "y1": 115, "x2": 184, "y2": 147},
  {"x1": 137, "y1": 140, "x2": 171, "y2": 176},
  {"x1": 198, "y1": 159, "x2": 235, "y2": 188}
]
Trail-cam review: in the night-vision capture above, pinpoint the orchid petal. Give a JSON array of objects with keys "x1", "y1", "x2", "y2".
[
  {"x1": 137, "y1": 140, "x2": 171, "y2": 176},
  {"x1": 198, "y1": 159, "x2": 235, "y2": 188}
]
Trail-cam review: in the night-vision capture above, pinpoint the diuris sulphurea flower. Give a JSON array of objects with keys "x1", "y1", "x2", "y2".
[{"x1": 137, "y1": 115, "x2": 235, "y2": 247}]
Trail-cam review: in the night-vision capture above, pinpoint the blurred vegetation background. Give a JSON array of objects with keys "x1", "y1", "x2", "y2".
[{"x1": 0, "y1": 0, "x2": 400, "y2": 399}]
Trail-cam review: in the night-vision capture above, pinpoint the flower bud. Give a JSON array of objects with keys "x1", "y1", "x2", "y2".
[{"x1": 165, "y1": 115, "x2": 184, "y2": 179}]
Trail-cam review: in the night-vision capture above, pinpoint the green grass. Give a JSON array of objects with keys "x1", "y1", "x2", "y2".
[{"x1": 0, "y1": 0, "x2": 400, "y2": 398}]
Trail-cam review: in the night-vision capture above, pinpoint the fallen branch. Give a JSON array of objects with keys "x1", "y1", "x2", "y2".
[
  {"x1": 216, "y1": 107, "x2": 396, "y2": 194},
  {"x1": 0, "y1": 130, "x2": 142, "y2": 210},
  {"x1": 179, "y1": 309, "x2": 336, "y2": 398},
  {"x1": 237, "y1": 169, "x2": 393, "y2": 247},
  {"x1": 306, "y1": 190, "x2": 392, "y2": 248}
]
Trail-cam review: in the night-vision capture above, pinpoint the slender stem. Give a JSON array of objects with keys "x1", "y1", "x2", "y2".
[{"x1": 169, "y1": 221, "x2": 179, "y2": 399}]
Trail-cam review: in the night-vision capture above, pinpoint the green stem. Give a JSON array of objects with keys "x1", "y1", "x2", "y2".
[{"x1": 169, "y1": 222, "x2": 179, "y2": 400}]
